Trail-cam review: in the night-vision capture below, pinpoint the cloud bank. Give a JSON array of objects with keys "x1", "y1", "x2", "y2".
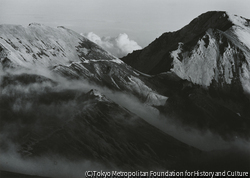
[{"x1": 82, "y1": 32, "x2": 142, "y2": 58}]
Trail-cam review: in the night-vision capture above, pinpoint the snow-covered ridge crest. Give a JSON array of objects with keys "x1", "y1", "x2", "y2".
[
  {"x1": 226, "y1": 12, "x2": 250, "y2": 28},
  {"x1": 226, "y1": 12, "x2": 250, "y2": 50},
  {"x1": 0, "y1": 24, "x2": 123, "y2": 69}
]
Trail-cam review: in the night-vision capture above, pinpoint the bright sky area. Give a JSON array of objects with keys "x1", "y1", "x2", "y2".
[{"x1": 1, "y1": 0, "x2": 250, "y2": 47}]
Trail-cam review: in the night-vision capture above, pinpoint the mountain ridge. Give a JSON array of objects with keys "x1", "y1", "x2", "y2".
[
  {"x1": 0, "y1": 23, "x2": 120, "y2": 69},
  {"x1": 0, "y1": 23, "x2": 169, "y2": 106},
  {"x1": 121, "y1": 11, "x2": 250, "y2": 95}
]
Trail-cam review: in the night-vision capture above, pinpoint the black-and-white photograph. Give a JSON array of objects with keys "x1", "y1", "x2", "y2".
[{"x1": 0, "y1": 0, "x2": 250, "y2": 177}]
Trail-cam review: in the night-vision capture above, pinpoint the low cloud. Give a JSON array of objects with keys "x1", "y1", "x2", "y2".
[
  {"x1": 82, "y1": 32, "x2": 142, "y2": 58},
  {"x1": 0, "y1": 149, "x2": 108, "y2": 178},
  {"x1": 1, "y1": 67, "x2": 250, "y2": 176}
]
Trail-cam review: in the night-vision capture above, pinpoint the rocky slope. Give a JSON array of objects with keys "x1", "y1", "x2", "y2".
[{"x1": 122, "y1": 11, "x2": 250, "y2": 95}]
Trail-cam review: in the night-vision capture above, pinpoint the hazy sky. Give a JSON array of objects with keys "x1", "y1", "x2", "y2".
[{"x1": 1, "y1": 0, "x2": 250, "y2": 47}]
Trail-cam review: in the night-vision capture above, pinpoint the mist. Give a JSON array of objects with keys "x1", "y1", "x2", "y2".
[
  {"x1": 100, "y1": 88, "x2": 250, "y2": 151},
  {"x1": 0, "y1": 148, "x2": 109, "y2": 178}
]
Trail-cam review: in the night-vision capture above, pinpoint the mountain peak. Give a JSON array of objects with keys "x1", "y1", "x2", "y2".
[
  {"x1": 195, "y1": 11, "x2": 228, "y2": 19},
  {"x1": 87, "y1": 89, "x2": 109, "y2": 102},
  {"x1": 121, "y1": 11, "x2": 239, "y2": 75},
  {"x1": 177, "y1": 11, "x2": 233, "y2": 39},
  {"x1": 180, "y1": 11, "x2": 250, "y2": 38}
]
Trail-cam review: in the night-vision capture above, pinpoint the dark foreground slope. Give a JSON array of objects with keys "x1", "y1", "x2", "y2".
[
  {"x1": 0, "y1": 170, "x2": 49, "y2": 178},
  {"x1": 1, "y1": 73, "x2": 249, "y2": 178},
  {"x1": 0, "y1": 73, "x2": 199, "y2": 175}
]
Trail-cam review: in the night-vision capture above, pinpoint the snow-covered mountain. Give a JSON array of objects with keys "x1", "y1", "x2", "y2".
[
  {"x1": 0, "y1": 23, "x2": 166, "y2": 106},
  {"x1": 122, "y1": 11, "x2": 250, "y2": 140},
  {"x1": 0, "y1": 23, "x2": 118, "y2": 68},
  {"x1": 122, "y1": 11, "x2": 250, "y2": 94}
]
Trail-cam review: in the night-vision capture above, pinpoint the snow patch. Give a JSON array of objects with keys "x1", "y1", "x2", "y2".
[
  {"x1": 89, "y1": 89, "x2": 109, "y2": 102},
  {"x1": 111, "y1": 77, "x2": 120, "y2": 89},
  {"x1": 171, "y1": 32, "x2": 218, "y2": 86},
  {"x1": 146, "y1": 92, "x2": 168, "y2": 106},
  {"x1": 78, "y1": 48, "x2": 89, "y2": 56},
  {"x1": 171, "y1": 42, "x2": 183, "y2": 60},
  {"x1": 227, "y1": 12, "x2": 250, "y2": 50},
  {"x1": 233, "y1": 26, "x2": 250, "y2": 50},
  {"x1": 83, "y1": 59, "x2": 123, "y2": 64},
  {"x1": 240, "y1": 63, "x2": 250, "y2": 94},
  {"x1": 227, "y1": 12, "x2": 249, "y2": 27},
  {"x1": 127, "y1": 76, "x2": 167, "y2": 106}
]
